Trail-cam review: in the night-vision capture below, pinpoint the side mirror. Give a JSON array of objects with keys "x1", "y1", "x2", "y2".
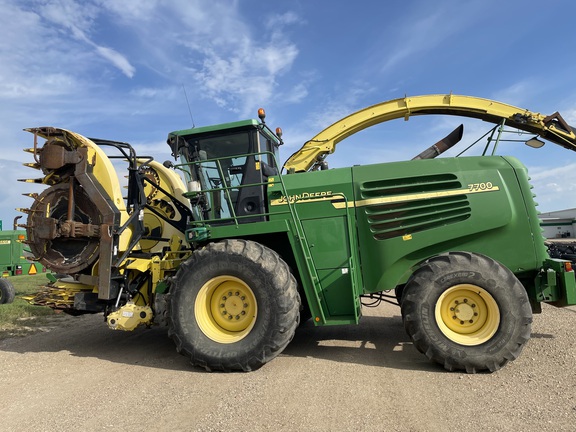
[{"x1": 525, "y1": 137, "x2": 545, "y2": 148}]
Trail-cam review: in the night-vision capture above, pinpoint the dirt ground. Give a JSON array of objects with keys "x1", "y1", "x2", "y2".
[{"x1": 1, "y1": 301, "x2": 575, "y2": 432}]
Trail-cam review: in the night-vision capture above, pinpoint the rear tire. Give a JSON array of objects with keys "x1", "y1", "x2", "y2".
[
  {"x1": 0, "y1": 279, "x2": 16, "y2": 304},
  {"x1": 401, "y1": 251, "x2": 532, "y2": 373},
  {"x1": 169, "y1": 239, "x2": 300, "y2": 371}
]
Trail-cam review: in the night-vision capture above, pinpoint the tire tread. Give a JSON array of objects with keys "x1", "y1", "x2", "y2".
[
  {"x1": 168, "y1": 239, "x2": 300, "y2": 372},
  {"x1": 401, "y1": 252, "x2": 532, "y2": 373}
]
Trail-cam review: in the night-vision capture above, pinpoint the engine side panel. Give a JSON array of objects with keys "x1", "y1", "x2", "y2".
[{"x1": 351, "y1": 156, "x2": 543, "y2": 292}]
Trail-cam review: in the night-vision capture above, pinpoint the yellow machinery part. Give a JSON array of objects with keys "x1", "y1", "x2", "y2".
[
  {"x1": 22, "y1": 128, "x2": 189, "y2": 277},
  {"x1": 22, "y1": 278, "x2": 95, "y2": 310},
  {"x1": 19, "y1": 126, "x2": 193, "y2": 308},
  {"x1": 25, "y1": 127, "x2": 129, "y2": 226},
  {"x1": 283, "y1": 94, "x2": 576, "y2": 172},
  {"x1": 107, "y1": 303, "x2": 153, "y2": 331},
  {"x1": 22, "y1": 127, "x2": 133, "y2": 274},
  {"x1": 434, "y1": 284, "x2": 501, "y2": 346},
  {"x1": 136, "y1": 160, "x2": 189, "y2": 254},
  {"x1": 194, "y1": 275, "x2": 258, "y2": 344}
]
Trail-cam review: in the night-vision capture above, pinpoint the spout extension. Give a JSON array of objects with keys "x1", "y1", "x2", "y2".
[{"x1": 412, "y1": 124, "x2": 464, "y2": 160}]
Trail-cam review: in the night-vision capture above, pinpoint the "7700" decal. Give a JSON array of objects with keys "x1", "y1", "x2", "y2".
[{"x1": 468, "y1": 182, "x2": 495, "y2": 192}]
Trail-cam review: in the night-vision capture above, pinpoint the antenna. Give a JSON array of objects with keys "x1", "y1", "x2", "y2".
[{"x1": 182, "y1": 84, "x2": 196, "y2": 128}]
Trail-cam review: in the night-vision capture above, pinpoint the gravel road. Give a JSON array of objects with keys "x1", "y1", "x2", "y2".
[{"x1": 1, "y1": 302, "x2": 575, "y2": 432}]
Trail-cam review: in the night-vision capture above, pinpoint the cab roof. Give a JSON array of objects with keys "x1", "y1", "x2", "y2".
[{"x1": 169, "y1": 119, "x2": 260, "y2": 138}]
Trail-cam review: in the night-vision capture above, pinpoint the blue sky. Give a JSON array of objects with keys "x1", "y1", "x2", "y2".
[{"x1": 2, "y1": 0, "x2": 576, "y2": 227}]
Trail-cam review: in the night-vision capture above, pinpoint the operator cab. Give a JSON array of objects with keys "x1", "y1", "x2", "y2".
[{"x1": 167, "y1": 117, "x2": 282, "y2": 225}]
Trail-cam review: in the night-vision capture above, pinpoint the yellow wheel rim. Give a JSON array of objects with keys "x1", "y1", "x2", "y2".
[
  {"x1": 194, "y1": 276, "x2": 257, "y2": 344},
  {"x1": 435, "y1": 284, "x2": 500, "y2": 346}
]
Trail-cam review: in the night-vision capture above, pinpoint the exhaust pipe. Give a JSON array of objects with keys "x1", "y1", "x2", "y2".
[
  {"x1": 411, "y1": 124, "x2": 464, "y2": 160},
  {"x1": 13, "y1": 216, "x2": 22, "y2": 230}
]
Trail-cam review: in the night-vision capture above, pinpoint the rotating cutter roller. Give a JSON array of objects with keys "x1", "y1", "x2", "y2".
[
  {"x1": 20, "y1": 127, "x2": 190, "y2": 284},
  {"x1": 26, "y1": 182, "x2": 103, "y2": 274},
  {"x1": 20, "y1": 127, "x2": 126, "y2": 276}
]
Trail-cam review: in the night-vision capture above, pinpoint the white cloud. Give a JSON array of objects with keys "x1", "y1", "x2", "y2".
[
  {"x1": 376, "y1": 1, "x2": 490, "y2": 74},
  {"x1": 281, "y1": 83, "x2": 308, "y2": 104},
  {"x1": 527, "y1": 163, "x2": 576, "y2": 211},
  {"x1": 96, "y1": 1, "x2": 302, "y2": 114},
  {"x1": 381, "y1": 13, "x2": 444, "y2": 71},
  {"x1": 97, "y1": 0, "x2": 161, "y2": 21},
  {"x1": 36, "y1": 0, "x2": 135, "y2": 77},
  {"x1": 491, "y1": 80, "x2": 538, "y2": 108},
  {"x1": 379, "y1": 8, "x2": 460, "y2": 72},
  {"x1": 529, "y1": 163, "x2": 576, "y2": 182},
  {"x1": 39, "y1": 0, "x2": 99, "y2": 30},
  {"x1": 193, "y1": 39, "x2": 299, "y2": 115},
  {"x1": 0, "y1": 0, "x2": 305, "y2": 223},
  {"x1": 0, "y1": 3, "x2": 82, "y2": 98},
  {"x1": 95, "y1": 46, "x2": 135, "y2": 78},
  {"x1": 563, "y1": 108, "x2": 576, "y2": 124},
  {"x1": 307, "y1": 83, "x2": 376, "y2": 133},
  {"x1": 0, "y1": 0, "x2": 304, "y2": 125},
  {"x1": 259, "y1": 43, "x2": 299, "y2": 76},
  {"x1": 266, "y1": 11, "x2": 302, "y2": 29}
]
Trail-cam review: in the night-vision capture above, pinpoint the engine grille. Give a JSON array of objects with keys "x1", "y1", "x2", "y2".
[{"x1": 360, "y1": 174, "x2": 471, "y2": 240}]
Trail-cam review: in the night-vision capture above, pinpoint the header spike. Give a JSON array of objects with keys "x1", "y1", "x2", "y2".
[
  {"x1": 18, "y1": 178, "x2": 44, "y2": 184},
  {"x1": 23, "y1": 162, "x2": 41, "y2": 170}
]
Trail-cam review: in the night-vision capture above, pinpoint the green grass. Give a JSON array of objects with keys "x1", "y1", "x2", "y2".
[{"x1": 0, "y1": 274, "x2": 69, "y2": 339}]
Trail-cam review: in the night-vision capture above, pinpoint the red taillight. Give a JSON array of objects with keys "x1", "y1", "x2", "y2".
[
  {"x1": 15, "y1": 265, "x2": 22, "y2": 275},
  {"x1": 564, "y1": 262, "x2": 573, "y2": 272}
]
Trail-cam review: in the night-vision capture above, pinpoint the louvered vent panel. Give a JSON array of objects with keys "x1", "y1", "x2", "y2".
[{"x1": 361, "y1": 174, "x2": 471, "y2": 240}]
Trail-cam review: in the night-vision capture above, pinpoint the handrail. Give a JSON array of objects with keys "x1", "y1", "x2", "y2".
[{"x1": 177, "y1": 150, "x2": 328, "y2": 322}]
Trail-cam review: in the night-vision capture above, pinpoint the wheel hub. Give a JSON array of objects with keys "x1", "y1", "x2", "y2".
[
  {"x1": 452, "y1": 299, "x2": 476, "y2": 323},
  {"x1": 435, "y1": 284, "x2": 500, "y2": 346},
  {"x1": 214, "y1": 285, "x2": 252, "y2": 328},
  {"x1": 195, "y1": 276, "x2": 257, "y2": 344}
]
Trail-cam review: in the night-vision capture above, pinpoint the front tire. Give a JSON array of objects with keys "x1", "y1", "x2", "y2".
[
  {"x1": 401, "y1": 252, "x2": 532, "y2": 373},
  {"x1": 0, "y1": 278, "x2": 16, "y2": 304},
  {"x1": 169, "y1": 239, "x2": 300, "y2": 371}
]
